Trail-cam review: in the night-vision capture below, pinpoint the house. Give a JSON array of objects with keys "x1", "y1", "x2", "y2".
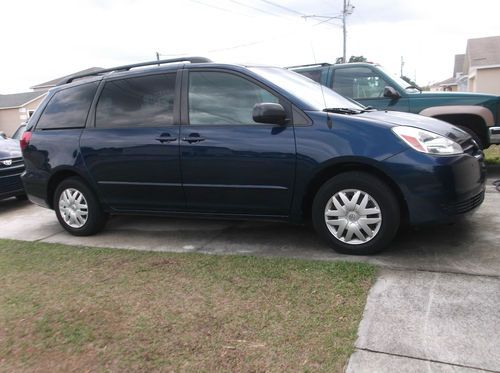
[
  {"x1": 432, "y1": 36, "x2": 500, "y2": 94},
  {"x1": 430, "y1": 54, "x2": 464, "y2": 92},
  {"x1": 30, "y1": 67, "x2": 103, "y2": 92},
  {"x1": 0, "y1": 92, "x2": 46, "y2": 136},
  {"x1": 461, "y1": 36, "x2": 500, "y2": 94},
  {"x1": 0, "y1": 67, "x2": 103, "y2": 136}
]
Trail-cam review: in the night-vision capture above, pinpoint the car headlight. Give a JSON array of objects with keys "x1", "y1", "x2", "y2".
[{"x1": 392, "y1": 126, "x2": 463, "y2": 155}]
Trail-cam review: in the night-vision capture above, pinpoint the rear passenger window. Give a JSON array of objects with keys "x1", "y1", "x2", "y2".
[
  {"x1": 36, "y1": 82, "x2": 99, "y2": 129},
  {"x1": 95, "y1": 74, "x2": 176, "y2": 128}
]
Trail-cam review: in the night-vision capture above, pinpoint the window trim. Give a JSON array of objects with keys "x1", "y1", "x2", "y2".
[
  {"x1": 181, "y1": 68, "x2": 294, "y2": 127},
  {"x1": 89, "y1": 70, "x2": 181, "y2": 129}
]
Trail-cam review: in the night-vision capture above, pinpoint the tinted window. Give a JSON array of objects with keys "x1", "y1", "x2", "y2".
[
  {"x1": 188, "y1": 71, "x2": 279, "y2": 125},
  {"x1": 333, "y1": 67, "x2": 389, "y2": 99},
  {"x1": 36, "y1": 82, "x2": 99, "y2": 129},
  {"x1": 295, "y1": 66, "x2": 329, "y2": 83},
  {"x1": 96, "y1": 74, "x2": 176, "y2": 128}
]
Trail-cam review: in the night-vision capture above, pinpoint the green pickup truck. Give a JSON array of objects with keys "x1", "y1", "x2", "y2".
[{"x1": 289, "y1": 62, "x2": 500, "y2": 148}]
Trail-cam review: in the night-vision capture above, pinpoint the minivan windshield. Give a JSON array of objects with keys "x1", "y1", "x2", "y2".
[{"x1": 250, "y1": 67, "x2": 364, "y2": 112}]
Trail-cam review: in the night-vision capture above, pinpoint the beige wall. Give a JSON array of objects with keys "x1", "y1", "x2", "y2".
[
  {"x1": 0, "y1": 95, "x2": 45, "y2": 136},
  {"x1": 472, "y1": 67, "x2": 500, "y2": 95}
]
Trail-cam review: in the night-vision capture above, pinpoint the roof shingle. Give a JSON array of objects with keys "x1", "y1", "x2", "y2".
[{"x1": 0, "y1": 92, "x2": 46, "y2": 109}]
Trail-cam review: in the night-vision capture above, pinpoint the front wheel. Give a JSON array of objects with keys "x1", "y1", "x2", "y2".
[
  {"x1": 54, "y1": 177, "x2": 107, "y2": 236},
  {"x1": 312, "y1": 172, "x2": 400, "y2": 255}
]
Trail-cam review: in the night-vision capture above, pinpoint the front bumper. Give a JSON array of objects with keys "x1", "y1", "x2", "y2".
[
  {"x1": 489, "y1": 126, "x2": 500, "y2": 145},
  {"x1": 0, "y1": 169, "x2": 25, "y2": 201},
  {"x1": 382, "y1": 149, "x2": 486, "y2": 225}
]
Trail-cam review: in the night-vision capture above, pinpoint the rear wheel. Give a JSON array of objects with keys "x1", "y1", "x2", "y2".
[
  {"x1": 54, "y1": 177, "x2": 107, "y2": 236},
  {"x1": 312, "y1": 172, "x2": 400, "y2": 255}
]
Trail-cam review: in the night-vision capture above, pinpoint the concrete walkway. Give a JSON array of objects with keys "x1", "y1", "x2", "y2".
[{"x1": 346, "y1": 270, "x2": 500, "y2": 372}]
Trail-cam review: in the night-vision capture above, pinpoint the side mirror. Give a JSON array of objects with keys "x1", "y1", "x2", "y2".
[
  {"x1": 252, "y1": 103, "x2": 287, "y2": 125},
  {"x1": 383, "y1": 86, "x2": 400, "y2": 99},
  {"x1": 0, "y1": 131, "x2": 7, "y2": 139}
]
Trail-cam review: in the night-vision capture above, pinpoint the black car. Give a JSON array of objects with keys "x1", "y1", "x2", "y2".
[{"x1": 0, "y1": 135, "x2": 26, "y2": 201}]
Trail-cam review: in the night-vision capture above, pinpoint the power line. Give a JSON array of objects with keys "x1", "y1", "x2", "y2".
[
  {"x1": 257, "y1": 0, "x2": 306, "y2": 16},
  {"x1": 226, "y1": 0, "x2": 283, "y2": 17},
  {"x1": 189, "y1": 0, "x2": 251, "y2": 17}
]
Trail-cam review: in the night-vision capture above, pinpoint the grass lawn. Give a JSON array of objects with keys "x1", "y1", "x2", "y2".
[
  {"x1": 0, "y1": 240, "x2": 375, "y2": 372},
  {"x1": 484, "y1": 145, "x2": 500, "y2": 164}
]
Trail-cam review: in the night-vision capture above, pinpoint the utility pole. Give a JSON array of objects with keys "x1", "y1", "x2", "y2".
[
  {"x1": 342, "y1": 0, "x2": 354, "y2": 63},
  {"x1": 302, "y1": 1, "x2": 354, "y2": 63},
  {"x1": 400, "y1": 56, "x2": 405, "y2": 77}
]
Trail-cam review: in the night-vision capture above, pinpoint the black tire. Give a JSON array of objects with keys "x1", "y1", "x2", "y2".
[
  {"x1": 54, "y1": 177, "x2": 107, "y2": 236},
  {"x1": 457, "y1": 126, "x2": 483, "y2": 149},
  {"x1": 312, "y1": 172, "x2": 400, "y2": 255},
  {"x1": 15, "y1": 194, "x2": 28, "y2": 201}
]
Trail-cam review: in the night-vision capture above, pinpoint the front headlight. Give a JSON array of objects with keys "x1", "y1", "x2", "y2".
[{"x1": 392, "y1": 126, "x2": 463, "y2": 155}]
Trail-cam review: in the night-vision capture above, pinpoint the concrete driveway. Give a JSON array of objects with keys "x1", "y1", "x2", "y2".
[
  {"x1": 1, "y1": 178, "x2": 499, "y2": 277},
  {"x1": 1, "y1": 174, "x2": 499, "y2": 372}
]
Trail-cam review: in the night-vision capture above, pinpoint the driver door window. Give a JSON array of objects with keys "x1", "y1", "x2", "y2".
[
  {"x1": 333, "y1": 67, "x2": 389, "y2": 100},
  {"x1": 188, "y1": 71, "x2": 279, "y2": 125}
]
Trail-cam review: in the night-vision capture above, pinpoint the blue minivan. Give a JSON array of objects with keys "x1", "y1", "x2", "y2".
[{"x1": 20, "y1": 57, "x2": 486, "y2": 255}]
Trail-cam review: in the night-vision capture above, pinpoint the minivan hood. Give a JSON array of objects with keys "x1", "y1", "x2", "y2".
[
  {"x1": 0, "y1": 139, "x2": 22, "y2": 159},
  {"x1": 358, "y1": 110, "x2": 470, "y2": 143}
]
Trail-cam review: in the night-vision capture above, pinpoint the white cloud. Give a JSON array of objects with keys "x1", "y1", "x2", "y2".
[{"x1": 1, "y1": 0, "x2": 500, "y2": 93}]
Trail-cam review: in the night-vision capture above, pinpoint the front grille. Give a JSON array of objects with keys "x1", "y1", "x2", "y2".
[
  {"x1": 460, "y1": 138, "x2": 483, "y2": 160},
  {"x1": 442, "y1": 191, "x2": 485, "y2": 215},
  {"x1": 0, "y1": 172, "x2": 24, "y2": 192},
  {"x1": 0, "y1": 157, "x2": 25, "y2": 177}
]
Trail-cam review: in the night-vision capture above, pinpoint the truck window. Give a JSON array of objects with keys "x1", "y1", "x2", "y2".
[{"x1": 333, "y1": 67, "x2": 390, "y2": 100}]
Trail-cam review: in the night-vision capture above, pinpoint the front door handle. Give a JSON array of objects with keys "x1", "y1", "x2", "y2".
[
  {"x1": 181, "y1": 135, "x2": 205, "y2": 143},
  {"x1": 156, "y1": 135, "x2": 177, "y2": 143}
]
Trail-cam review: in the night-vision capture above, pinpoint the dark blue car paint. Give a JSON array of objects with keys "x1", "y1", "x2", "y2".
[
  {"x1": 0, "y1": 138, "x2": 25, "y2": 200},
  {"x1": 21, "y1": 63, "x2": 486, "y2": 227}
]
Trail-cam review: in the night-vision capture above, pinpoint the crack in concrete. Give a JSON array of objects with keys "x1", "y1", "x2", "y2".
[{"x1": 355, "y1": 348, "x2": 500, "y2": 373}]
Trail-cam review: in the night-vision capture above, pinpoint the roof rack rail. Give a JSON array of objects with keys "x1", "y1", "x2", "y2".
[
  {"x1": 286, "y1": 62, "x2": 332, "y2": 69},
  {"x1": 59, "y1": 56, "x2": 212, "y2": 85}
]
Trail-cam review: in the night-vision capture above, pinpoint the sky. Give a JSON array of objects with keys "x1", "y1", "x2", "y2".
[{"x1": 1, "y1": 0, "x2": 500, "y2": 93}]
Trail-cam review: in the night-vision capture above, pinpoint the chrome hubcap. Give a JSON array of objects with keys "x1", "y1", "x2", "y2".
[
  {"x1": 59, "y1": 188, "x2": 88, "y2": 228},
  {"x1": 324, "y1": 189, "x2": 382, "y2": 245}
]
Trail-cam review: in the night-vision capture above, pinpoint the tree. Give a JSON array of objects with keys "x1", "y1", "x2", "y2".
[
  {"x1": 335, "y1": 55, "x2": 368, "y2": 64},
  {"x1": 348, "y1": 55, "x2": 367, "y2": 63}
]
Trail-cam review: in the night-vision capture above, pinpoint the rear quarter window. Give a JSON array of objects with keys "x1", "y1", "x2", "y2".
[{"x1": 36, "y1": 82, "x2": 99, "y2": 130}]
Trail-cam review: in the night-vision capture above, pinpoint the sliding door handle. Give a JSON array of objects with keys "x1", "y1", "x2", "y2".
[{"x1": 181, "y1": 136, "x2": 205, "y2": 143}]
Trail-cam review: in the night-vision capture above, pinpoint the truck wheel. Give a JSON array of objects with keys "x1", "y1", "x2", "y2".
[
  {"x1": 457, "y1": 126, "x2": 483, "y2": 149},
  {"x1": 312, "y1": 172, "x2": 400, "y2": 255},
  {"x1": 54, "y1": 177, "x2": 107, "y2": 236}
]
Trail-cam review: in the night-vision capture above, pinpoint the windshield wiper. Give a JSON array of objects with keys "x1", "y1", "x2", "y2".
[{"x1": 323, "y1": 107, "x2": 363, "y2": 115}]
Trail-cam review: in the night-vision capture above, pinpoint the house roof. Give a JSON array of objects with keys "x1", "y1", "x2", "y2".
[
  {"x1": 0, "y1": 92, "x2": 46, "y2": 109},
  {"x1": 453, "y1": 54, "x2": 465, "y2": 76},
  {"x1": 30, "y1": 67, "x2": 103, "y2": 90},
  {"x1": 430, "y1": 76, "x2": 458, "y2": 88},
  {"x1": 465, "y1": 35, "x2": 500, "y2": 71}
]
